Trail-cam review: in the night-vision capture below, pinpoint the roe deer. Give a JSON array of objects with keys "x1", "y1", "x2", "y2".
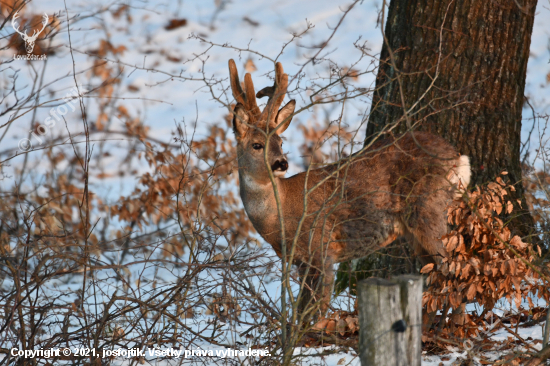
[{"x1": 228, "y1": 59, "x2": 471, "y2": 317}]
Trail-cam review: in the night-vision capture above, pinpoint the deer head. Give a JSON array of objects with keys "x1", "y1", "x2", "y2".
[
  {"x1": 12, "y1": 12, "x2": 49, "y2": 54},
  {"x1": 228, "y1": 59, "x2": 296, "y2": 183}
]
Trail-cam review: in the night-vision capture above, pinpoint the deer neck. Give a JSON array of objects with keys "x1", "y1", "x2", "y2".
[{"x1": 238, "y1": 171, "x2": 283, "y2": 235}]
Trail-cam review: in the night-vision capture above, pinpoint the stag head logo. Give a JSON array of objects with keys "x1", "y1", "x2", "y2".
[{"x1": 12, "y1": 12, "x2": 48, "y2": 54}]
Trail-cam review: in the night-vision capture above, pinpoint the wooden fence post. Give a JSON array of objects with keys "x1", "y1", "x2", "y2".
[{"x1": 357, "y1": 275, "x2": 422, "y2": 366}]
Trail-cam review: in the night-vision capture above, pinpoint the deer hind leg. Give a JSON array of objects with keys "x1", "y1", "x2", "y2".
[
  {"x1": 297, "y1": 257, "x2": 335, "y2": 321},
  {"x1": 406, "y1": 233, "x2": 437, "y2": 266},
  {"x1": 405, "y1": 194, "x2": 454, "y2": 330},
  {"x1": 405, "y1": 195, "x2": 450, "y2": 264}
]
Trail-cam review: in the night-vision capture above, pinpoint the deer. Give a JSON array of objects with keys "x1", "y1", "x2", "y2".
[
  {"x1": 227, "y1": 59, "x2": 471, "y2": 319},
  {"x1": 12, "y1": 12, "x2": 49, "y2": 54}
]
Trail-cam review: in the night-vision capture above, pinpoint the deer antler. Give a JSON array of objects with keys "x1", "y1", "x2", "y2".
[
  {"x1": 257, "y1": 62, "x2": 289, "y2": 127},
  {"x1": 28, "y1": 14, "x2": 49, "y2": 41},
  {"x1": 11, "y1": 12, "x2": 27, "y2": 38},
  {"x1": 228, "y1": 59, "x2": 261, "y2": 121},
  {"x1": 11, "y1": 12, "x2": 48, "y2": 40}
]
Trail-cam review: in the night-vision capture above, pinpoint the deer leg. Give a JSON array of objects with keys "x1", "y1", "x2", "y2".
[
  {"x1": 317, "y1": 258, "x2": 335, "y2": 317},
  {"x1": 405, "y1": 192, "x2": 451, "y2": 262},
  {"x1": 297, "y1": 263, "x2": 314, "y2": 320},
  {"x1": 407, "y1": 234, "x2": 443, "y2": 331},
  {"x1": 297, "y1": 258, "x2": 335, "y2": 322},
  {"x1": 407, "y1": 233, "x2": 437, "y2": 266}
]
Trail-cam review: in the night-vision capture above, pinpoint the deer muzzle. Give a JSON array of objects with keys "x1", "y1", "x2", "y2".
[{"x1": 271, "y1": 159, "x2": 288, "y2": 175}]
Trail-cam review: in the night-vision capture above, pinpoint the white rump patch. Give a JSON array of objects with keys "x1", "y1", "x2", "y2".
[{"x1": 448, "y1": 155, "x2": 471, "y2": 196}]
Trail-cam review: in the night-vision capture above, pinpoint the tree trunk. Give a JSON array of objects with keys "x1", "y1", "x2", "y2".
[
  {"x1": 336, "y1": 0, "x2": 539, "y2": 300},
  {"x1": 365, "y1": 0, "x2": 537, "y2": 237}
]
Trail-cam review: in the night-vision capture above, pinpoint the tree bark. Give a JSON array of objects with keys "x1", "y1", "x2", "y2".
[{"x1": 365, "y1": 0, "x2": 537, "y2": 237}]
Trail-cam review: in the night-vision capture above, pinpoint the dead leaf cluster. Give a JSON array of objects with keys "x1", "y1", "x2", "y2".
[{"x1": 422, "y1": 173, "x2": 549, "y2": 337}]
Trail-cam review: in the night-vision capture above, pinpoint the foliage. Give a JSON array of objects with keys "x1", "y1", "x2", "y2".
[{"x1": 422, "y1": 173, "x2": 550, "y2": 336}]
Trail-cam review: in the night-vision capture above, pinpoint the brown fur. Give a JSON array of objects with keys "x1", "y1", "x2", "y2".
[{"x1": 228, "y1": 60, "x2": 471, "y2": 316}]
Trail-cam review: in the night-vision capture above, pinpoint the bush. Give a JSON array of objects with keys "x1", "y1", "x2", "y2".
[{"x1": 422, "y1": 173, "x2": 549, "y2": 336}]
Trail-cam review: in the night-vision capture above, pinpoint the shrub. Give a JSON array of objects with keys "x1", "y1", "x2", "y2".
[{"x1": 422, "y1": 173, "x2": 549, "y2": 336}]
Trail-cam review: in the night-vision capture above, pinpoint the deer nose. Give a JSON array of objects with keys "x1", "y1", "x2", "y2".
[{"x1": 271, "y1": 159, "x2": 288, "y2": 172}]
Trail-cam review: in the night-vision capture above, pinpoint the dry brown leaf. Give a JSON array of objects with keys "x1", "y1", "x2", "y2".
[
  {"x1": 506, "y1": 201, "x2": 513, "y2": 214},
  {"x1": 211, "y1": 253, "x2": 224, "y2": 262},
  {"x1": 510, "y1": 235, "x2": 526, "y2": 249},
  {"x1": 244, "y1": 58, "x2": 257, "y2": 73},
  {"x1": 455, "y1": 261, "x2": 461, "y2": 277},
  {"x1": 312, "y1": 318, "x2": 329, "y2": 331},
  {"x1": 337, "y1": 318, "x2": 347, "y2": 336},
  {"x1": 467, "y1": 283, "x2": 477, "y2": 300},
  {"x1": 345, "y1": 316, "x2": 358, "y2": 333},
  {"x1": 165, "y1": 18, "x2": 187, "y2": 30},
  {"x1": 325, "y1": 320, "x2": 336, "y2": 333},
  {"x1": 449, "y1": 261, "x2": 456, "y2": 276},
  {"x1": 420, "y1": 263, "x2": 434, "y2": 273},
  {"x1": 446, "y1": 236, "x2": 458, "y2": 252}
]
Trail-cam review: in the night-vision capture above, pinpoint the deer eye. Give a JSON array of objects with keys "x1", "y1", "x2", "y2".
[{"x1": 252, "y1": 143, "x2": 263, "y2": 150}]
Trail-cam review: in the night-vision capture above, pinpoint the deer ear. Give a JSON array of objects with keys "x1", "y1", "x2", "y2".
[
  {"x1": 232, "y1": 103, "x2": 249, "y2": 139},
  {"x1": 272, "y1": 100, "x2": 295, "y2": 135}
]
